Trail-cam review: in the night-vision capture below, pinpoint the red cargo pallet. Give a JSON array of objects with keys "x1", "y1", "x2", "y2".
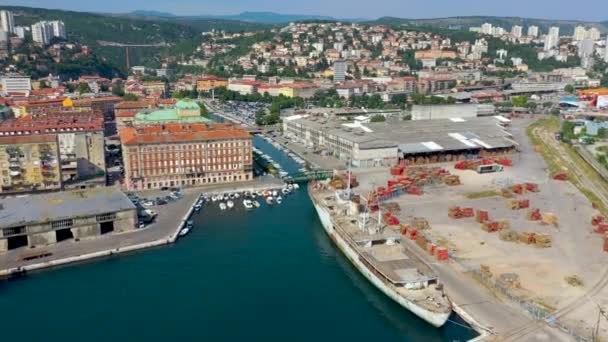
[
  {"x1": 409, "y1": 229, "x2": 418, "y2": 240},
  {"x1": 604, "y1": 235, "x2": 608, "y2": 253},
  {"x1": 519, "y1": 200, "x2": 530, "y2": 209},
  {"x1": 408, "y1": 186, "x2": 423, "y2": 196},
  {"x1": 436, "y1": 248, "x2": 449, "y2": 261},
  {"x1": 595, "y1": 225, "x2": 608, "y2": 234},
  {"x1": 592, "y1": 215, "x2": 605, "y2": 226},
  {"x1": 525, "y1": 183, "x2": 540, "y2": 193},
  {"x1": 553, "y1": 172, "x2": 568, "y2": 181},
  {"x1": 429, "y1": 244, "x2": 436, "y2": 256},
  {"x1": 461, "y1": 208, "x2": 474, "y2": 218}
]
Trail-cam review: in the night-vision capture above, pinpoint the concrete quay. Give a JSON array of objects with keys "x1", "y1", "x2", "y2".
[{"x1": 0, "y1": 178, "x2": 285, "y2": 278}]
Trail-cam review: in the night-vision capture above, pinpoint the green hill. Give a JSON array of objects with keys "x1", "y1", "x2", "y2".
[{"x1": 1, "y1": 6, "x2": 270, "y2": 72}]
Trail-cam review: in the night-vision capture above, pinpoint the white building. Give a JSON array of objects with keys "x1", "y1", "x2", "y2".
[
  {"x1": 14, "y1": 26, "x2": 26, "y2": 39},
  {"x1": 544, "y1": 26, "x2": 560, "y2": 51},
  {"x1": 31, "y1": 21, "x2": 66, "y2": 45},
  {"x1": 50, "y1": 21, "x2": 66, "y2": 39},
  {"x1": 605, "y1": 37, "x2": 608, "y2": 63},
  {"x1": 1, "y1": 76, "x2": 32, "y2": 95},
  {"x1": 527, "y1": 25, "x2": 539, "y2": 37},
  {"x1": 0, "y1": 10, "x2": 14, "y2": 34},
  {"x1": 573, "y1": 26, "x2": 587, "y2": 41},
  {"x1": 481, "y1": 23, "x2": 493, "y2": 35},
  {"x1": 587, "y1": 27, "x2": 601, "y2": 41},
  {"x1": 333, "y1": 60, "x2": 347, "y2": 83},
  {"x1": 511, "y1": 25, "x2": 523, "y2": 38},
  {"x1": 578, "y1": 39, "x2": 595, "y2": 58}
]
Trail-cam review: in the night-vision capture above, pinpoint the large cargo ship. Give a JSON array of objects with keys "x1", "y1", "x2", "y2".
[{"x1": 309, "y1": 182, "x2": 452, "y2": 327}]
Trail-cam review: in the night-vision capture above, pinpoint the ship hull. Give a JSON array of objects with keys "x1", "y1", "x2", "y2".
[{"x1": 312, "y1": 199, "x2": 451, "y2": 328}]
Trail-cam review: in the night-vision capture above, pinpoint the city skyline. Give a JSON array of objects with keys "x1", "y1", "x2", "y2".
[{"x1": 3, "y1": 0, "x2": 608, "y2": 21}]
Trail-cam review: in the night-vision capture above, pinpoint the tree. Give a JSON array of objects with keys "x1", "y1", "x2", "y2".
[
  {"x1": 112, "y1": 85, "x2": 125, "y2": 97},
  {"x1": 77, "y1": 83, "x2": 91, "y2": 95},
  {"x1": 199, "y1": 102, "x2": 210, "y2": 117},
  {"x1": 511, "y1": 96, "x2": 528, "y2": 108},
  {"x1": 370, "y1": 115, "x2": 386, "y2": 122},
  {"x1": 565, "y1": 84, "x2": 575, "y2": 94},
  {"x1": 123, "y1": 93, "x2": 139, "y2": 101}
]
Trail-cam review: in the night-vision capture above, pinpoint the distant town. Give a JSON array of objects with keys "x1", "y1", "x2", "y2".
[{"x1": 2, "y1": 5, "x2": 608, "y2": 342}]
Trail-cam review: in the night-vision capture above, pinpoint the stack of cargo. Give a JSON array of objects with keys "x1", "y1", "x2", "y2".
[
  {"x1": 399, "y1": 224, "x2": 410, "y2": 235},
  {"x1": 501, "y1": 188, "x2": 515, "y2": 198},
  {"x1": 497, "y1": 220, "x2": 510, "y2": 230},
  {"x1": 535, "y1": 234, "x2": 552, "y2": 248},
  {"x1": 594, "y1": 224, "x2": 608, "y2": 234},
  {"x1": 390, "y1": 166, "x2": 404, "y2": 176},
  {"x1": 527, "y1": 208, "x2": 542, "y2": 221},
  {"x1": 518, "y1": 232, "x2": 537, "y2": 244},
  {"x1": 443, "y1": 175, "x2": 461, "y2": 186},
  {"x1": 332, "y1": 172, "x2": 358, "y2": 189},
  {"x1": 476, "y1": 210, "x2": 490, "y2": 223},
  {"x1": 454, "y1": 157, "x2": 513, "y2": 170},
  {"x1": 541, "y1": 213, "x2": 558, "y2": 227},
  {"x1": 428, "y1": 244, "x2": 437, "y2": 256},
  {"x1": 508, "y1": 199, "x2": 530, "y2": 210},
  {"x1": 436, "y1": 248, "x2": 449, "y2": 261},
  {"x1": 382, "y1": 212, "x2": 400, "y2": 226},
  {"x1": 380, "y1": 202, "x2": 401, "y2": 214},
  {"x1": 412, "y1": 217, "x2": 430, "y2": 230},
  {"x1": 416, "y1": 235, "x2": 429, "y2": 251},
  {"x1": 481, "y1": 221, "x2": 501, "y2": 232},
  {"x1": 499, "y1": 229, "x2": 519, "y2": 242},
  {"x1": 592, "y1": 215, "x2": 605, "y2": 226},
  {"x1": 512, "y1": 184, "x2": 526, "y2": 195},
  {"x1": 408, "y1": 186, "x2": 423, "y2": 195},
  {"x1": 448, "y1": 207, "x2": 475, "y2": 219},
  {"x1": 525, "y1": 183, "x2": 540, "y2": 193},
  {"x1": 553, "y1": 172, "x2": 568, "y2": 181},
  {"x1": 409, "y1": 229, "x2": 418, "y2": 240}
]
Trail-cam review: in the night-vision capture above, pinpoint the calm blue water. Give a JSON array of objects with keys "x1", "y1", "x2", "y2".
[{"x1": 0, "y1": 122, "x2": 476, "y2": 342}]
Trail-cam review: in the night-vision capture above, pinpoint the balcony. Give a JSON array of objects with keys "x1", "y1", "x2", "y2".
[{"x1": 9, "y1": 169, "x2": 21, "y2": 177}]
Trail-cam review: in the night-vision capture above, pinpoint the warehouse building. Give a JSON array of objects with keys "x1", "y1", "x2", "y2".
[
  {"x1": 283, "y1": 115, "x2": 515, "y2": 167},
  {"x1": 0, "y1": 188, "x2": 136, "y2": 252}
]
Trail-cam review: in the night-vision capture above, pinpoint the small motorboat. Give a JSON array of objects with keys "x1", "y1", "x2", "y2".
[
  {"x1": 243, "y1": 199, "x2": 254, "y2": 210},
  {"x1": 194, "y1": 202, "x2": 202, "y2": 212},
  {"x1": 281, "y1": 188, "x2": 290, "y2": 195},
  {"x1": 253, "y1": 200, "x2": 261, "y2": 208},
  {"x1": 287, "y1": 184, "x2": 294, "y2": 190},
  {"x1": 228, "y1": 193, "x2": 235, "y2": 200},
  {"x1": 227, "y1": 200, "x2": 234, "y2": 209},
  {"x1": 251, "y1": 192, "x2": 257, "y2": 198},
  {"x1": 234, "y1": 192, "x2": 240, "y2": 199},
  {"x1": 266, "y1": 196, "x2": 274, "y2": 205},
  {"x1": 178, "y1": 227, "x2": 191, "y2": 237},
  {"x1": 293, "y1": 183, "x2": 300, "y2": 190},
  {"x1": 276, "y1": 196, "x2": 283, "y2": 204},
  {"x1": 211, "y1": 195, "x2": 218, "y2": 202},
  {"x1": 219, "y1": 202, "x2": 227, "y2": 211},
  {"x1": 272, "y1": 190, "x2": 279, "y2": 197}
]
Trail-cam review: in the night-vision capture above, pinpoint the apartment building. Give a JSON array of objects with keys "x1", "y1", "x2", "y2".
[{"x1": 119, "y1": 123, "x2": 253, "y2": 190}]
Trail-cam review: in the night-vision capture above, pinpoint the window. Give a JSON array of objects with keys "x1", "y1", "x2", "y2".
[
  {"x1": 3, "y1": 226, "x2": 25, "y2": 237},
  {"x1": 51, "y1": 218, "x2": 74, "y2": 229},
  {"x1": 96, "y1": 213, "x2": 117, "y2": 222}
]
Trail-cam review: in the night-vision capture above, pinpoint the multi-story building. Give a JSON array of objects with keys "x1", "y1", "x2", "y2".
[
  {"x1": 0, "y1": 10, "x2": 14, "y2": 34},
  {"x1": 31, "y1": 20, "x2": 66, "y2": 45},
  {"x1": 527, "y1": 26, "x2": 539, "y2": 37},
  {"x1": 544, "y1": 27, "x2": 560, "y2": 51},
  {"x1": 1, "y1": 75, "x2": 31, "y2": 95},
  {"x1": 119, "y1": 123, "x2": 253, "y2": 190},
  {"x1": 0, "y1": 188, "x2": 136, "y2": 252},
  {"x1": 587, "y1": 27, "x2": 601, "y2": 41},
  {"x1": 481, "y1": 23, "x2": 493, "y2": 35},
  {"x1": 573, "y1": 26, "x2": 587, "y2": 41},
  {"x1": 50, "y1": 20, "x2": 66, "y2": 39},
  {"x1": 605, "y1": 37, "x2": 608, "y2": 63},
  {"x1": 511, "y1": 25, "x2": 522, "y2": 38},
  {"x1": 14, "y1": 26, "x2": 26, "y2": 39},
  {"x1": 0, "y1": 135, "x2": 62, "y2": 194},
  {"x1": 196, "y1": 75, "x2": 228, "y2": 91},
  {"x1": 333, "y1": 60, "x2": 347, "y2": 83}
]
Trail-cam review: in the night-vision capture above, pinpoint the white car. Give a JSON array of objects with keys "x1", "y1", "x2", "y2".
[{"x1": 141, "y1": 200, "x2": 155, "y2": 207}]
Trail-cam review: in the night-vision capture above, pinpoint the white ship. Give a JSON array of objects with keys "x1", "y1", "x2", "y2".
[{"x1": 309, "y1": 183, "x2": 452, "y2": 327}]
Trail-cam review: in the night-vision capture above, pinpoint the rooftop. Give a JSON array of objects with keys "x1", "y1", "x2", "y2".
[
  {"x1": 0, "y1": 188, "x2": 135, "y2": 228},
  {"x1": 120, "y1": 123, "x2": 251, "y2": 145}
]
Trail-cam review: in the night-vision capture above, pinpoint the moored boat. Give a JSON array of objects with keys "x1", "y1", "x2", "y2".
[
  {"x1": 227, "y1": 200, "x2": 234, "y2": 209},
  {"x1": 219, "y1": 202, "x2": 227, "y2": 211},
  {"x1": 266, "y1": 196, "x2": 274, "y2": 205}
]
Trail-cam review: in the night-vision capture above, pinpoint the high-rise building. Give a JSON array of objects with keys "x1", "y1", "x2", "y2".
[
  {"x1": 511, "y1": 25, "x2": 522, "y2": 38},
  {"x1": 50, "y1": 21, "x2": 66, "y2": 39},
  {"x1": 481, "y1": 23, "x2": 493, "y2": 35},
  {"x1": 573, "y1": 26, "x2": 587, "y2": 41},
  {"x1": 544, "y1": 26, "x2": 560, "y2": 51},
  {"x1": 605, "y1": 37, "x2": 608, "y2": 63},
  {"x1": 14, "y1": 26, "x2": 26, "y2": 39},
  {"x1": 527, "y1": 25, "x2": 539, "y2": 37},
  {"x1": 31, "y1": 21, "x2": 66, "y2": 45},
  {"x1": 333, "y1": 60, "x2": 347, "y2": 83},
  {"x1": 587, "y1": 27, "x2": 601, "y2": 41},
  {"x1": 578, "y1": 39, "x2": 594, "y2": 58},
  {"x1": 0, "y1": 10, "x2": 14, "y2": 34}
]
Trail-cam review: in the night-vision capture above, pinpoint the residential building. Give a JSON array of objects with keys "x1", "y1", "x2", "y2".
[
  {"x1": 544, "y1": 27, "x2": 560, "y2": 51},
  {"x1": 0, "y1": 135, "x2": 62, "y2": 194},
  {"x1": 227, "y1": 79, "x2": 259, "y2": 95},
  {"x1": 527, "y1": 26, "x2": 539, "y2": 37},
  {"x1": 587, "y1": 27, "x2": 601, "y2": 41},
  {"x1": 0, "y1": 189, "x2": 137, "y2": 252},
  {"x1": 119, "y1": 123, "x2": 253, "y2": 190},
  {"x1": 50, "y1": 20, "x2": 66, "y2": 39},
  {"x1": 1, "y1": 75, "x2": 31, "y2": 95},
  {"x1": 14, "y1": 26, "x2": 26, "y2": 39},
  {"x1": 605, "y1": 37, "x2": 608, "y2": 63},
  {"x1": 333, "y1": 60, "x2": 347, "y2": 83},
  {"x1": 196, "y1": 75, "x2": 228, "y2": 91},
  {"x1": 481, "y1": 23, "x2": 493, "y2": 35},
  {"x1": 0, "y1": 10, "x2": 14, "y2": 34},
  {"x1": 573, "y1": 26, "x2": 587, "y2": 41},
  {"x1": 578, "y1": 39, "x2": 595, "y2": 58},
  {"x1": 511, "y1": 25, "x2": 522, "y2": 38},
  {"x1": 31, "y1": 21, "x2": 53, "y2": 45}
]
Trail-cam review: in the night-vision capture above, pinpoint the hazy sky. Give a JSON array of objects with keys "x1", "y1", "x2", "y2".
[{"x1": 3, "y1": 0, "x2": 608, "y2": 21}]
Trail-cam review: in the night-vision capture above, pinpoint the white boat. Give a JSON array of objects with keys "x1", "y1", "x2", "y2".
[
  {"x1": 272, "y1": 190, "x2": 279, "y2": 197},
  {"x1": 309, "y1": 185, "x2": 452, "y2": 327},
  {"x1": 178, "y1": 227, "x2": 191, "y2": 237},
  {"x1": 243, "y1": 199, "x2": 254, "y2": 210},
  {"x1": 194, "y1": 203, "x2": 202, "y2": 211},
  {"x1": 253, "y1": 200, "x2": 261, "y2": 208},
  {"x1": 293, "y1": 183, "x2": 300, "y2": 190},
  {"x1": 219, "y1": 202, "x2": 227, "y2": 211},
  {"x1": 228, "y1": 193, "x2": 235, "y2": 200},
  {"x1": 234, "y1": 192, "x2": 240, "y2": 199},
  {"x1": 266, "y1": 196, "x2": 274, "y2": 205},
  {"x1": 281, "y1": 188, "x2": 290, "y2": 195},
  {"x1": 287, "y1": 184, "x2": 294, "y2": 190},
  {"x1": 211, "y1": 195, "x2": 218, "y2": 202},
  {"x1": 227, "y1": 200, "x2": 234, "y2": 209},
  {"x1": 276, "y1": 196, "x2": 283, "y2": 204}
]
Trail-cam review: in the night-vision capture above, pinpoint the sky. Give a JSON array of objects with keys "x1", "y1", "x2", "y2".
[{"x1": 3, "y1": 0, "x2": 608, "y2": 21}]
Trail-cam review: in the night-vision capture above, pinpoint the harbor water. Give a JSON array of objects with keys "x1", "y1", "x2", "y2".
[{"x1": 0, "y1": 130, "x2": 477, "y2": 342}]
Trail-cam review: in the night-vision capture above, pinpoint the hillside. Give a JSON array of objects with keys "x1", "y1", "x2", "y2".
[
  {"x1": 127, "y1": 10, "x2": 342, "y2": 24},
  {"x1": 1, "y1": 6, "x2": 269, "y2": 72},
  {"x1": 368, "y1": 16, "x2": 608, "y2": 35}
]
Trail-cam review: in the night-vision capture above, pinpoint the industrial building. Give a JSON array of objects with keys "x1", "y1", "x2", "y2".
[
  {"x1": 119, "y1": 123, "x2": 253, "y2": 190},
  {"x1": 0, "y1": 135, "x2": 62, "y2": 194},
  {"x1": 411, "y1": 104, "x2": 479, "y2": 120},
  {"x1": 283, "y1": 115, "x2": 515, "y2": 167},
  {"x1": 0, "y1": 188, "x2": 136, "y2": 252}
]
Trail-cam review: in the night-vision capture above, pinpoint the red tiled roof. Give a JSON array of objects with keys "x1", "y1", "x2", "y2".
[
  {"x1": 0, "y1": 134, "x2": 58, "y2": 144},
  {"x1": 119, "y1": 123, "x2": 251, "y2": 145}
]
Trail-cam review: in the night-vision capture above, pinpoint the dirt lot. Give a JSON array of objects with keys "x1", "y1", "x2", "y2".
[{"x1": 352, "y1": 117, "x2": 608, "y2": 339}]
